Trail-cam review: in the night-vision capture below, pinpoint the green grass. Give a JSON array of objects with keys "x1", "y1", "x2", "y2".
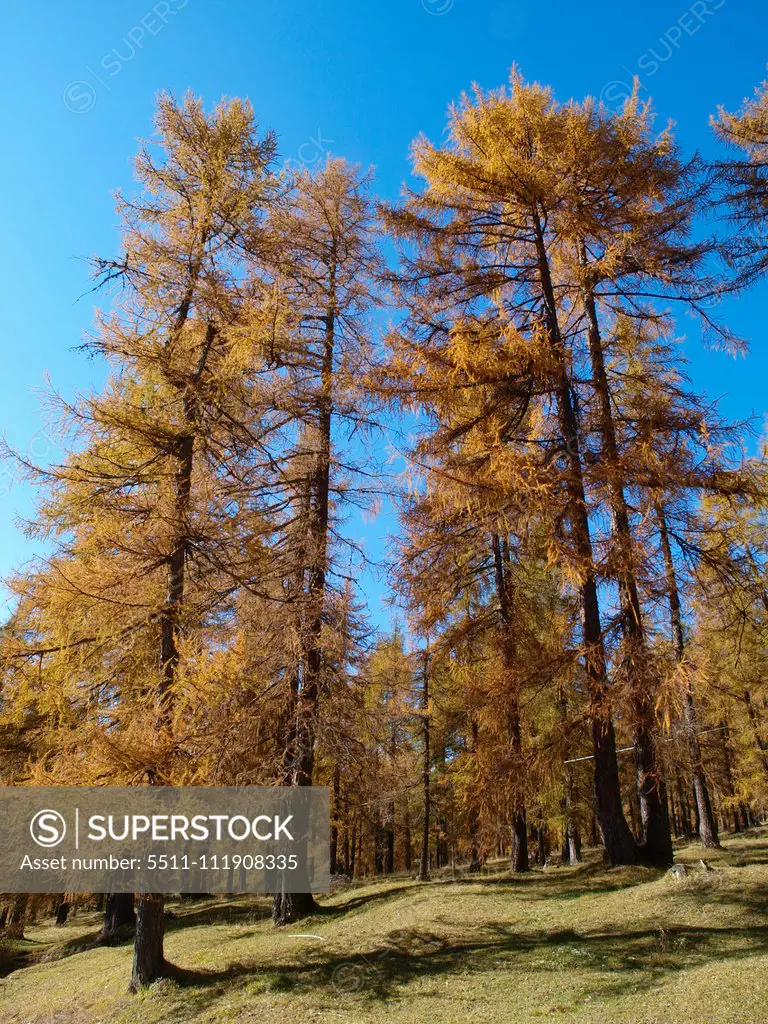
[{"x1": 1, "y1": 830, "x2": 767, "y2": 1024}]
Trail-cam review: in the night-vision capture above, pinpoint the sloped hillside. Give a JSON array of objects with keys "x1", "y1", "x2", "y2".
[{"x1": 1, "y1": 832, "x2": 767, "y2": 1024}]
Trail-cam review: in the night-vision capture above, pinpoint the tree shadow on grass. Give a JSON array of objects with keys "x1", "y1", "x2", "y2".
[
  {"x1": 152, "y1": 918, "x2": 768, "y2": 1017},
  {"x1": 318, "y1": 862, "x2": 661, "y2": 922},
  {"x1": 409, "y1": 860, "x2": 664, "y2": 903},
  {"x1": 672, "y1": 877, "x2": 768, "y2": 916},
  {"x1": 676, "y1": 832, "x2": 768, "y2": 868},
  {"x1": 0, "y1": 930, "x2": 107, "y2": 978},
  {"x1": 317, "y1": 884, "x2": 421, "y2": 917},
  {"x1": 164, "y1": 898, "x2": 271, "y2": 932}
]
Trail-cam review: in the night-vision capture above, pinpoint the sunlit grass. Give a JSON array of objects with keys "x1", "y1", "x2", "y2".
[{"x1": 1, "y1": 829, "x2": 767, "y2": 1023}]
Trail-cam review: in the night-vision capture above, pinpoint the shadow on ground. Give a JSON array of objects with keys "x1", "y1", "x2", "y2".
[{"x1": 154, "y1": 917, "x2": 768, "y2": 1019}]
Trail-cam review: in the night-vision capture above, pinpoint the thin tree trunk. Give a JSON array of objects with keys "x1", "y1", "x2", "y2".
[
  {"x1": 590, "y1": 813, "x2": 599, "y2": 848},
  {"x1": 349, "y1": 821, "x2": 357, "y2": 878},
  {"x1": 669, "y1": 781, "x2": 680, "y2": 837},
  {"x1": 535, "y1": 820, "x2": 548, "y2": 867},
  {"x1": 385, "y1": 732, "x2": 396, "y2": 874},
  {"x1": 532, "y1": 216, "x2": 637, "y2": 866},
  {"x1": 385, "y1": 800, "x2": 396, "y2": 875},
  {"x1": 743, "y1": 690, "x2": 768, "y2": 781},
  {"x1": 468, "y1": 718, "x2": 483, "y2": 871},
  {"x1": 578, "y1": 246, "x2": 671, "y2": 867},
  {"x1": 676, "y1": 769, "x2": 694, "y2": 837},
  {"x1": 403, "y1": 798, "x2": 412, "y2": 872},
  {"x1": 558, "y1": 693, "x2": 582, "y2": 865},
  {"x1": 692, "y1": 787, "x2": 701, "y2": 835},
  {"x1": 330, "y1": 764, "x2": 340, "y2": 874},
  {"x1": 564, "y1": 765, "x2": 582, "y2": 865},
  {"x1": 491, "y1": 533, "x2": 529, "y2": 873},
  {"x1": 418, "y1": 651, "x2": 431, "y2": 882},
  {"x1": 131, "y1": 327, "x2": 213, "y2": 988},
  {"x1": 273, "y1": 262, "x2": 338, "y2": 925},
  {"x1": 719, "y1": 721, "x2": 741, "y2": 832},
  {"x1": 342, "y1": 827, "x2": 350, "y2": 877},
  {"x1": 628, "y1": 789, "x2": 641, "y2": 840},
  {"x1": 374, "y1": 806, "x2": 385, "y2": 874},
  {"x1": 655, "y1": 501, "x2": 719, "y2": 848}
]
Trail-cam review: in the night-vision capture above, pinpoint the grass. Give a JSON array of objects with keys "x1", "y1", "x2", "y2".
[{"x1": 1, "y1": 830, "x2": 767, "y2": 1024}]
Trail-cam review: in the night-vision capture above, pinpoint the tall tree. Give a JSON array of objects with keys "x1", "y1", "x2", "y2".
[
  {"x1": 1, "y1": 93, "x2": 278, "y2": 990},
  {"x1": 383, "y1": 72, "x2": 640, "y2": 864},
  {"x1": 262, "y1": 159, "x2": 383, "y2": 922}
]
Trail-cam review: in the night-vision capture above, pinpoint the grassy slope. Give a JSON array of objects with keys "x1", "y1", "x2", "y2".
[{"x1": 1, "y1": 830, "x2": 766, "y2": 1024}]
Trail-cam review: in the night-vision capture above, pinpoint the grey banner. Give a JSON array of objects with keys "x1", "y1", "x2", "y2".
[{"x1": 0, "y1": 786, "x2": 329, "y2": 894}]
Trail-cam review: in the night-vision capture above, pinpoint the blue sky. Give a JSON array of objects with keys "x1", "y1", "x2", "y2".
[{"x1": 1, "y1": 0, "x2": 767, "y2": 630}]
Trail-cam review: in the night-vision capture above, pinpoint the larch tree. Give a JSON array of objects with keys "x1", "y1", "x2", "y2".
[
  {"x1": 713, "y1": 73, "x2": 768, "y2": 287},
  {"x1": 0, "y1": 93, "x2": 279, "y2": 990},
  {"x1": 256, "y1": 158, "x2": 384, "y2": 923},
  {"x1": 382, "y1": 72, "x2": 642, "y2": 864},
  {"x1": 600, "y1": 311, "x2": 759, "y2": 847},
  {"x1": 2, "y1": 65, "x2": 768, "y2": 989}
]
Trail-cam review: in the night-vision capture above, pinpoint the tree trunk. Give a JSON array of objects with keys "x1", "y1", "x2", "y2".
[
  {"x1": 273, "y1": 269, "x2": 336, "y2": 923},
  {"x1": 589, "y1": 813, "x2": 599, "y2": 848},
  {"x1": 436, "y1": 808, "x2": 449, "y2": 868},
  {"x1": 628, "y1": 789, "x2": 640, "y2": 840},
  {"x1": 385, "y1": 733, "x2": 396, "y2": 873},
  {"x1": 6, "y1": 894, "x2": 28, "y2": 939},
  {"x1": 668, "y1": 782, "x2": 679, "y2": 837},
  {"x1": 633, "y1": 731, "x2": 673, "y2": 866},
  {"x1": 535, "y1": 821, "x2": 548, "y2": 866},
  {"x1": 403, "y1": 799, "x2": 412, "y2": 872},
  {"x1": 342, "y1": 827, "x2": 351, "y2": 877},
  {"x1": 418, "y1": 651, "x2": 431, "y2": 882},
  {"x1": 744, "y1": 690, "x2": 768, "y2": 781},
  {"x1": 655, "y1": 501, "x2": 719, "y2": 848},
  {"x1": 101, "y1": 893, "x2": 135, "y2": 942},
  {"x1": 374, "y1": 809, "x2": 385, "y2": 874},
  {"x1": 385, "y1": 804, "x2": 395, "y2": 875},
  {"x1": 272, "y1": 891, "x2": 316, "y2": 925},
  {"x1": 719, "y1": 721, "x2": 741, "y2": 832},
  {"x1": 468, "y1": 718, "x2": 483, "y2": 871},
  {"x1": 55, "y1": 896, "x2": 70, "y2": 927},
  {"x1": 129, "y1": 895, "x2": 165, "y2": 992},
  {"x1": 577, "y1": 249, "x2": 671, "y2": 868},
  {"x1": 568, "y1": 820, "x2": 582, "y2": 865},
  {"x1": 491, "y1": 534, "x2": 529, "y2": 873},
  {"x1": 531, "y1": 215, "x2": 637, "y2": 866},
  {"x1": 675, "y1": 769, "x2": 693, "y2": 837},
  {"x1": 131, "y1": 333, "x2": 206, "y2": 988},
  {"x1": 330, "y1": 763, "x2": 340, "y2": 874},
  {"x1": 563, "y1": 764, "x2": 582, "y2": 865}
]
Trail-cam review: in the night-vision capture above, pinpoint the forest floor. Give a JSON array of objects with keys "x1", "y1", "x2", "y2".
[{"x1": 1, "y1": 829, "x2": 767, "y2": 1024}]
